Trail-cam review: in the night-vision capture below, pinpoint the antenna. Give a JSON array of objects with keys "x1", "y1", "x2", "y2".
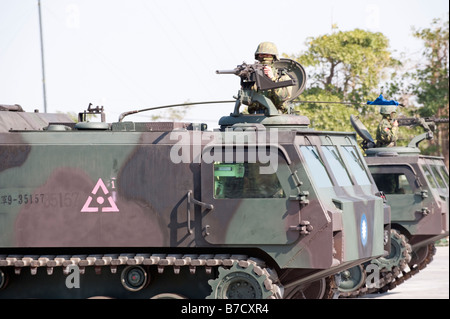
[{"x1": 37, "y1": 0, "x2": 47, "y2": 113}]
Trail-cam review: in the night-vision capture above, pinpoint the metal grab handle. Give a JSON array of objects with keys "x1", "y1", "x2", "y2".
[{"x1": 186, "y1": 190, "x2": 214, "y2": 234}]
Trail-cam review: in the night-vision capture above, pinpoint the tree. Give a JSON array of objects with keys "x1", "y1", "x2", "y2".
[
  {"x1": 290, "y1": 29, "x2": 399, "y2": 135},
  {"x1": 411, "y1": 16, "x2": 449, "y2": 167}
]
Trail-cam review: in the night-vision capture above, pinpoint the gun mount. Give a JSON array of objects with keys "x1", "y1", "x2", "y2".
[
  {"x1": 78, "y1": 103, "x2": 106, "y2": 123},
  {"x1": 351, "y1": 114, "x2": 449, "y2": 151},
  {"x1": 396, "y1": 116, "x2": 449, "y2": 131},
  {"x1": 396, "y1": 116, "x2": 449, "y2": 148},
  {"x1": 216, "y1": 61, "x2": 294, "y2": 91},
  {"x1": 217, "y1": 58, "x2": 307, "y2": 117}
]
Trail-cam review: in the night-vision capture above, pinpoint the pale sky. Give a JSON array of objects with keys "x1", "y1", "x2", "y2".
[{"x1": 0, "y1": 0, "x2": 448, "y2": 128}]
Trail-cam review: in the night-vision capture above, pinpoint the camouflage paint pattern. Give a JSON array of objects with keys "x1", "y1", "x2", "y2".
[
  {"x1": 336, "y1": 114, "x2": 449, "y2": 298},
  {"x1": 0, "y1": 109, "x2": 389, "y2": 298},
  {"x1": 366, "y1": 146, "x2": 449, "y2": 249}
]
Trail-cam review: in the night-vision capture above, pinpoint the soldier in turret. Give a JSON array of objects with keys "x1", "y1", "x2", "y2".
[
  {"x1": 248, "y1": 42, "x2": 292, "y2": 114},
  {"x1": 376, "y1": 104, "x2": 399, "y2": 147}
]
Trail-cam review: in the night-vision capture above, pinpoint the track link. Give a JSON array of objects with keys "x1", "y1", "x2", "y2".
[
  {"x1": 0, "y1": 253, "x2": 281, "y2": 298},
  {"x1": 0, "y1": 253, "x2": 264, "y2": 275},
  {"x1": 340, "y1": 243, "x2": 437, "y2": 298}
]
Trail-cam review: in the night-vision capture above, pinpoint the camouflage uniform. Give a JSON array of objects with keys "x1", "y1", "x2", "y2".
[
  {"x1": 376, "y1": 117, "x2": 398, "y2": 147},
  {"x1": 376, "y1": 104, "x2": 398, "y2": 147},
  {"x1": 262, "y1": 66, "x2": 292, "y2": 112},
  {"x1": 248, "y1": 42, "x2": 292, "y2": 114}
]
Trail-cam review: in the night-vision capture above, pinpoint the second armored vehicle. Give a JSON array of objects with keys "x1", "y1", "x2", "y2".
[{"x1": 337, "y1": 113, "x2": 449, "y2": 297}]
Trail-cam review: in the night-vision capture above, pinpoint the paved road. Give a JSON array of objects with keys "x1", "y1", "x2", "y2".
[{"x1": 358, "y1": 245, "x2": 449, "y2": 299}]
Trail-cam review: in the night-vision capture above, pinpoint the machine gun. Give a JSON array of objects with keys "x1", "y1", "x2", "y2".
[
  {"x1": 216, "y1": 58, "x2": 306, "y2": 117},
  {"x1": 396, "y1": 116, "x2": 449, "y2": 132},
  {"x1": 350, "y1": 115, "x2": 449, "y2": 150},
  {"x1": 216, "y1": 61, "x2": 295, "y2": 91},
  {"x1": 395, "y1": 116, "x2": 449, "y2": 148}
]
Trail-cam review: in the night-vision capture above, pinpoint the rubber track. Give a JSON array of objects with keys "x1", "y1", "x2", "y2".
[
  {"x1": 375, "y1": 243, "x2": 437, "y2": 294},
  {"x1": 0, "y1": 253, "x2": 268, "y2": 276},
  {"x1": 340, "y1": 243, "x2": 437, "y2": 298},
  {"x1": 0, "y1": 253, "x2": 285, "y2": 298}
]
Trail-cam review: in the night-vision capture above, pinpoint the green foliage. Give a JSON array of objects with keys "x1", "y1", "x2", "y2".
[
  {"x1": 412, "y1": 16, "x2": 449, "y2": 117},
  {"x1": 410, "y1": 16, "x2": 449, "y2": 165},
  {"x1": 294, "y1": 88, "x2": 358, "y2": 132},
  {"x1": 289, "y1": 24, "x2": 449, "y2": 163},
  {"x1": 59, "y1": 111, "x2": 96, "y2": 123},
  {"x1": 150, "y1": 105, "x2": 190, "y2": 121},
  {"x1": 290, "y1": 29, "x2": 397, "y2": 144},
  {"x1": 63, "y1": 111, "x2": 78, "y2": 123},
  {"x1": 294, "y1": 29, "x2": 398, "y2": 102},
  {"x1": 150, "y1": 102, "x2": 192, "y2": 121}
]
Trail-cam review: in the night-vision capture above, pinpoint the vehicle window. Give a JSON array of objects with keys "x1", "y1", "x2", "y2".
[
  {"x1": 372, "y1": 173, "x2": 413, "y2": 194},
  {"x1": 431, "y1": 165, "x2": 447, "y2": 189},
  {"x1": 214, "y1": 162, "x2": 285, "y2": 199},
  {"x1": 422, "y1": 165, "x2": 438, "y2": 189},
  {"x1": 437, "y1": 166, "x2": 449, "y2": 186},
  {"x1": 342, "y1": 146, "x2": 371, "y2": 185},
  {"x1": 299, "y1": 146, "x2": 333, "y2": 188},
  {"x1": 322, "y1": 146, "x2": 352, "y2": 186}
]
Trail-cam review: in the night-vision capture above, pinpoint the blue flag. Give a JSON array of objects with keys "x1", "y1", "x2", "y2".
[{"x1": 367, "y1": 94, "x2": 399, "y2": 105}]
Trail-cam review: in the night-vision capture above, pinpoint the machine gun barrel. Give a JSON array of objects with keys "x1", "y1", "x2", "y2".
[
  {"x1": 397, "y1": 117, "x2": 449, "y2": 126},
  {"x1": 432, "y1": 117, "x2": 449, "y2": 124},
  {"x1": 396, "y1": 116, "x2": 449, "y2": 134},
  {"x1": 216, "y1": 62, "x2": 294, "y2": 91},
  {"x1": 216, "y1": 69, "x2": 239, "y2": 75}
]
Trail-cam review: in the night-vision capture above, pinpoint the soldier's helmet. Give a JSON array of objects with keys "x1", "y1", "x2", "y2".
[
  {"x1": 379, "y1": 104, "x2": 397, "y2": 116},
  {"x1": 255, "y1": 42, "x2": 279, "y2": 61}
]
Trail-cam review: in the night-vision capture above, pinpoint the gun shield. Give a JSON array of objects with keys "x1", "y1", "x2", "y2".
[{"x1": 274, "y1": 59, "x2": 307, "y2": 101}]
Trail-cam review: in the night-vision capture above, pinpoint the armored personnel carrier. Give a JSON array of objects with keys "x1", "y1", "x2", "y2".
[
  {"x1": 0, "y1": 60, "x2": 390, "y2": 299},
  {"x1": 337, "y1": 112, "x2": 449, "y2": 297}
]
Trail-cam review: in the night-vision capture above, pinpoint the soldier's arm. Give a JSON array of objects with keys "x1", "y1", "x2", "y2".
[
  {"x1": 263, "y1": 65, "x2": 274, "y2": 79},
  {"x1": 382, "y1": 121, "x2": 398, "y2": 143},
  {"x1": 272, "y1": 72, "x2": 292, "y2": 102}
]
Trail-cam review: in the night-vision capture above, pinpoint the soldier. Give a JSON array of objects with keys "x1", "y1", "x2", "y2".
[
  {"x1": 248, "y1": 42, "x2": 292, "y2": 114},
  {"x1": 376, "y1": 104, "x2": 399, "y2": 147}
]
